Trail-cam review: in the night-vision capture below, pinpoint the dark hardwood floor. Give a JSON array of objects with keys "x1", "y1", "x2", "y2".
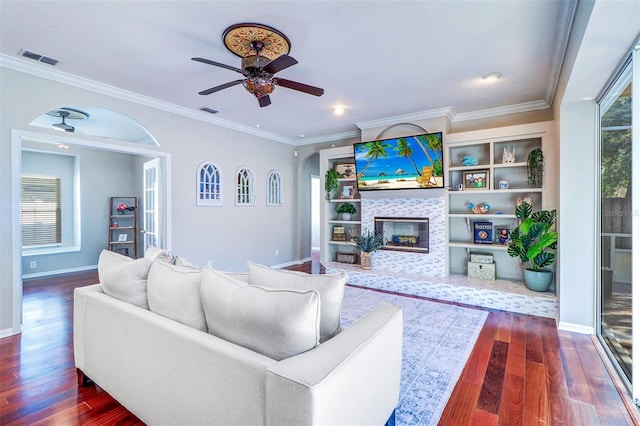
[{"x1": 1, "y1": 262, "x2": 638, "y2": 425}]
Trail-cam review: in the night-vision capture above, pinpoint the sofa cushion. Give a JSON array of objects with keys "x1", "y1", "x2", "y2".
[
  {"x1": 147, "y1": 259, "x2": 207, "y2": 331},
  {"x1": 98, "y1": 249, "x2": 149, "y2": 309},
  {"x1": 200, "y1": 268, "x2": 321, "y2": 361},
  {"x1": 246, "y1": 261, "x2": 347, "y2": 342}
]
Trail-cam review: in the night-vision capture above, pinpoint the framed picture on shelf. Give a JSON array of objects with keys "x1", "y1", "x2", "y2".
[
  {"x1": 340, "y1": 185, "x2": 355, "y2": 199},
  {"x1": 463, "y1": 170, "x2": 489, "y2": 190},
  {"x1": 495, "y1": 226, "x2": 511, "y2": 245},
  {"x1": 117, "y1": 233, "x2": 128, "y2": 242},
  {"x1": 334, "y1": 163, "x2": 356, "y2": 178}
]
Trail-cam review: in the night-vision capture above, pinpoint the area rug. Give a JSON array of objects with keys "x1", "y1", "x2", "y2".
[{"x1": 341, "y1": 285, "x2": 488, "y2": 426}]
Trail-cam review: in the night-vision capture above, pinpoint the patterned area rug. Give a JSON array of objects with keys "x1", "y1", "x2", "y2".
[{"x1": 341, "y1": 285, "x2": 488, "y2": 425}]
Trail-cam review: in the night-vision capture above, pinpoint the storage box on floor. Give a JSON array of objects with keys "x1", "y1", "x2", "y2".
[{"x1": 468, "y1": 252, "x2": 496, "y2": 280}]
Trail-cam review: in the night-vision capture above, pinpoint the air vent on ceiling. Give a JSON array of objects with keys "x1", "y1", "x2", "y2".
[
  {"x1": 18, "y1": 49, "x2": 60, "y2": 66},
  {"x1": 200, "y1": 107, "x2": 218, "y2": 114}
]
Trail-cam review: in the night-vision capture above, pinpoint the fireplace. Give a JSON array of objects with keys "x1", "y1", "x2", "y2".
[{"x1": 374, "y1": 217, "x2": 429, "y2": 253}]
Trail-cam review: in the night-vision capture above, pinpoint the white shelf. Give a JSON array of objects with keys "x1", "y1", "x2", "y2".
[
  {"x1": 448, "y1": 188, "x2": 542, "y2": 195},
  {"x1": 329, "y1": 241, "x2": 356, "y2": 246},
  {"x1": 449, "y1": 242, "x2": 509, "y2": 250},
  {"x1": 449, "y1": 214, "x2": 517, "y2": 219},
  {"x1": 328, "y1": 220, "x2": 362, "y2": 224},
  {"x1": 329, "y1": 198, "x2": 361, "y2": 203}
]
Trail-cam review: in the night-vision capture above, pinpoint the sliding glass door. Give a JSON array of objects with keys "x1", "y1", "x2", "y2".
[{"x1": 598, "y1": 50, "x2": 638, "y2": 399}]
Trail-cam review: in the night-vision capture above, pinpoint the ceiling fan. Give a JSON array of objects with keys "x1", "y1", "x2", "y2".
[{"x1": 192, "y1": 23, "x2": 324, "y2": 108}]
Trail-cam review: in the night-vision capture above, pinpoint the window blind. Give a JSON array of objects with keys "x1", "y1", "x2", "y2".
[{"x1": 22, "y1": 176, "x2": 61, "y2": 246}]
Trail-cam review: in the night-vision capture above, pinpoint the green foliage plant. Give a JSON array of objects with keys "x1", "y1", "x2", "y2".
[
  {"x1": 507, "y1": 203, "x2": 558, "y2": 271},
  {"x1": 527, "y1": 148, "x2": 544, "y2": 187},
  {"x1": 353, "y1": 230, "x2": 385, "y2": 253},
  {"x1": 325, "y1": 169, "x2": 341, "y2": 200},
  {"x1": 336, "y1": 203, "x2": 357, "y2": 215}
]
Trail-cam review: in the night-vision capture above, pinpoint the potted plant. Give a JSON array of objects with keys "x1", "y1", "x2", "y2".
[
  {"x1": 325, "y1": 169, "x2": 341, "y2": 200},
  {"x1": 353, "y1": 230, "x2": 384, "y2": 270},
  {"x1": 336, "y1": 203, "x2": 357, "y2": 220},
  {"x1": 527, "y1": 148, "x2": 544, "y2": 187},
  {"x1": 507, "y1": 200, "x2": 558, "y2": 292}
]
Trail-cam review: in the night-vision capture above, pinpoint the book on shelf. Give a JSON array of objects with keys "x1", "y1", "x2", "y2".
[{"x1": 473, "y1": 221, "x2": 493, "y2": 244}]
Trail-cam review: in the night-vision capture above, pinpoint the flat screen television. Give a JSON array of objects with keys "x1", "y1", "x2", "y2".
[{"x1": 353, "y1": 132, "x2": 444, "y2": 191}]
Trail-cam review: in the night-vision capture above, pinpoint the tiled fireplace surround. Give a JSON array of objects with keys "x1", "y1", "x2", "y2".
[{"x1": 327, "y1": 195, "x2": 558, "y2": 320}]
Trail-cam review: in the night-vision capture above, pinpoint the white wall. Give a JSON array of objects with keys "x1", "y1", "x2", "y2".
[
  {"x1": 0, "y1": 67, "x2": 300, "y2": 335},
  {"x1": 554, "y1": 0, "x2": 639, "y2": 332}
]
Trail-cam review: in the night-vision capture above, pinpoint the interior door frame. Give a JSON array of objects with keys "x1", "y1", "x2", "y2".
[{"x1": 10, "y1": 129, "x2": 172, "y2": 335}]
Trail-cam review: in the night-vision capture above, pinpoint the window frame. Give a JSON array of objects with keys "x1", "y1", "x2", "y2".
[{"x1": 196, "y1": 161, "x2": 223, "y2": 207}]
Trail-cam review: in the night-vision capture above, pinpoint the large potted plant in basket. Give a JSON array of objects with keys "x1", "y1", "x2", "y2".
[
  {"x1": 353, "y1": 230, "x2": 384, "y2": 270},
  {"x1": 507, "y1": 200, "x2": 558, "y2": 292}
]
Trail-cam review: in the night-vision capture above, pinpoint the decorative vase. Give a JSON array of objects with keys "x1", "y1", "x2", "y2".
[
  {"x1": 340, "y1": 213, "x2": 352, "y2": 221},
  {"x1": 360, "y1": 252, "x2": 372, "y2": 270},
  {"x1": 523, "y1": 269, "x2": 552, "y2": 292}
]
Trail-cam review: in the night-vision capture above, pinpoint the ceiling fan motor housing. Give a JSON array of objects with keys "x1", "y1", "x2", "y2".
[{"x1": 241, "y1": 55, "x2": 271, "y2": 73}]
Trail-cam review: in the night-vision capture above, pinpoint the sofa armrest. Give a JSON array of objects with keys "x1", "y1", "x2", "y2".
[
  {"x1": 265, "y1": 301, "x2": 403, "y2": 426},
  {"x1": 73, "y1": 284, "x2": 104, "y2": 371}
]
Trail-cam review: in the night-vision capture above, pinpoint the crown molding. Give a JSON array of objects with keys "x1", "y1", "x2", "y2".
[
  {"x1": 354, "y1": 107, "x2": 456, "y2": 130},
  {"x1": 453, "y1": 100, "x2": 550, "y2": 122},
  {"x1": 0, "y1": 54, "x2": 296, "y2": 145},
  {"x1": 295, "y1": 129, "x2": 360, "y2": 146},
  {"x1": 545, "y1": 0, "x2": 578, "y2": 106},
  {"x1": 2, "y1": 54, "x2": 553, "y2": 146}
]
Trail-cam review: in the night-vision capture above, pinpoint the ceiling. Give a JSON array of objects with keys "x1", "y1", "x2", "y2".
[{"x1": 0, "y1": 1, "x2": 576, "y2": 145}]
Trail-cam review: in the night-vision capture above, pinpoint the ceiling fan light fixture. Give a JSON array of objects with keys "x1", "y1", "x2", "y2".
[{"x1": 243, "y1": 77, "x2": 275, "y2": 98}]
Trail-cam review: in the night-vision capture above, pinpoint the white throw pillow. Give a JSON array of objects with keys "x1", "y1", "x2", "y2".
[
  {"x1": 200, "y1": 268, "x2": 321, "y2": 361},
  {"x1": 147, "y1": 259, "x2": 207, "y2": 331},
  {"x1": 144, "y1": 246, "x2": 178, "y2": 265},
  {"x1": 98, "y1": 249, "x2": 149, "y2": 309},
  {"x1": 246, "y1": 261, "x2": 347, "y2": 342}
]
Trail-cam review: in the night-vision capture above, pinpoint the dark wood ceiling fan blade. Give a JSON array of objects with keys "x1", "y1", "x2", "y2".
[
  {"x1": 191, "y1": 57, "x2": 243, "y2": 74},
  {"x1": 198, "y1": 79, "x2": 244, "y2": 95},
  {"x1": 275, "y1": 78, "x2": 324, "y2": 96},
  {"x1": 263, "y1": 55, "x2": 298, "y2": 74},
  {"x1": 258, "y1": 95, "x2": 271, "y2": 107}
]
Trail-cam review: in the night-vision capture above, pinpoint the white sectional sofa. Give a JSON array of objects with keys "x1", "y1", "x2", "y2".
[{"x1": 73, "y1": 250, "x2": 403, "y2": 425}]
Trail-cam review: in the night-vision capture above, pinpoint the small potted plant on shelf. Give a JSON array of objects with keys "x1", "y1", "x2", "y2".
[
  {"x1": 353, "y1": 230, "x2": 384, "y2": 270},
  {"x1": 507, "y1": 198, "x2": 557, "y2": 292},
  {"x1": 325, "y1": 169, "x2": 341, "y2": 200},
  {"x1": 336, "y1": 203, "x2": 357, "y2": 220}
]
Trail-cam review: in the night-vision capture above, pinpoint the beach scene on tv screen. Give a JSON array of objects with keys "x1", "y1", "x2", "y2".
[{"x1": 354, "y1": 133, "x2": 444, "y2": 190}]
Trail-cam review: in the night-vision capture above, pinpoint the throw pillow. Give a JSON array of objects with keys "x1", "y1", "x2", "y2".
[
  {"x1": 144, "y1": 246, "x2": 177, "y2": 265},
  {"x1": 98, "y1": 249, "x2": 149, "y2": 309},
  {"x1": 147, "y1": 259, "x2": 207, "y2": 331},
  {"x1": 246, "y1": 260, "x2": 347, "y2": 342},
  {"x1": 200, "y1": 268, "x2": 321, "y2": 361}
]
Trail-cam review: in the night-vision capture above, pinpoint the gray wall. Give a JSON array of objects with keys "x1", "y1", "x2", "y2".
[
  {"x1": 21, "y1": 142, "x2": 139, "y2": 275},
  {"x1": 0, "y1": 67, "x2": 299, "y2": 334}
]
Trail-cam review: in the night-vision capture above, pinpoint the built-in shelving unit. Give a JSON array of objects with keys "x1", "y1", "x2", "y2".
[
  {"x1": 320, "y1": 146, "x2": 361, "y2": 265},
  {"x1": 445, "y1": 122, "x2": 554, "y2": 280}
]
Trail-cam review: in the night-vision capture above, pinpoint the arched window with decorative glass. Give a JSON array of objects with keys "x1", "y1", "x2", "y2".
[
  {"x1": 266, "y1": 170, "x2": 283, "y2": 206},
  {"x1": 196, "y1": 162, "x2": 222, "y2": 206},
  {"x1": 235, "y1": 166, "x2": 255, "y2": 206}
]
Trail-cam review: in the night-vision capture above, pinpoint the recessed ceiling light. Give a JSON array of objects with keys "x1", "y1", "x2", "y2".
[
  {"x1": 333, "y1": 106, "x2": 345, "y2": 116},
  {"x1": 481, "y1": 72, "x2": 502, "y2": 82}
]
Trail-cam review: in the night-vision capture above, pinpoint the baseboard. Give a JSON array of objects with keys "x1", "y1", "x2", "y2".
[
  {"x1": 272, "y1": 257, "x2": 311, "y2": 269},
  {"x1": 22, "y1": 264, "x2": 98, "y2": 279},
  {"x1": 0, "y1": 327, "x2": 18, "y2": 338},
  {"x1": 557, "y1": 321, "x2": 595, "y2": 334}
]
